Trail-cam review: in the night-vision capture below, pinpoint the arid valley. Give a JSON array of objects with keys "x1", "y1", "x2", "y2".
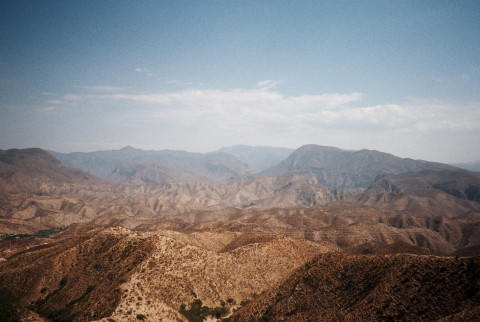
[{"x1": 1, "y1": 144, "x2": 480, "y2": 321}]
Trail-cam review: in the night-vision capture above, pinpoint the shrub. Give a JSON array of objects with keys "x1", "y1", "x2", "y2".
[
  {"x1": 179, "y1": 299, "x2": 229, "y2": 321},
  {"x1": 86, "y1": 285, "x2": 96, "y2": 294},
  {"x1": 59, "y1": 277, "x2": 68, "y2": 288},
  {"x1": 136, "y1": 314, "x2": 146, "y2": 320},
  {"x1": 0, "y1": 286, "x2": 20, "y2": 322}
]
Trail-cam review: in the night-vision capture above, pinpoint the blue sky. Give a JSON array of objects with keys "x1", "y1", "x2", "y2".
[{"x1": 1, "y1": 1, "x2": 479, "y2": 163}]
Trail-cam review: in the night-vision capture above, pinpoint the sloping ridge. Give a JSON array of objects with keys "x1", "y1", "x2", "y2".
[
  {"x1": 260, "y1": 144, "x2": 456, "y2": 190},
  {"x1": 368, "y1": 169, "x2": 480, "y2": 202},
  {"x1": 0, "y1": 227, "x2": 329, "y2": 321},
  {"x1": 0, "y1": 148, "x2": 102, "y2": 193},
  {"x1": 50, "y1": 147, "x2": 252, "y2": 184},
  {"x1": 213, "y1": 145, "x2": 295, "y2": 172},
  {"x1": 234, "y1": 253, "x2": 480, "y2": 321}
]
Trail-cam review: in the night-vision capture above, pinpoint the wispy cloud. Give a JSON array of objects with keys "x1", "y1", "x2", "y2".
[
  {"x1": 35, "y1": 93, "x2": 83, "y2": 112},
  {"x1": 34, "y1": 106, "x2": 56, "y2": 112},
  {"x1": 165, "y1": 80, "x2": 202, "y2": 86},
  {"x1": 257, "y1": 80, "x2": 279, "y2": 90},
  {"x1": 134, "y1": 67, "x2": 155, "y2": 76},
  {"x1": 40, "y1": 82, "x2": 480, "y2": 136},
  {"x1": 77, "y1": 85, "x2": 125, "y2": 93}
]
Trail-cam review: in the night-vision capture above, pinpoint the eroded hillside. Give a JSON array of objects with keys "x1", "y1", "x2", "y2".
[
  {"x1": 233, "y1": 253, "x2": 480, "y2": 321},
  {"x1": 2, "y1": 147, "x2": 480, "y2": 321},
  {"x1": 0, "y1": 227, "x2": 329, "y2": 321}
]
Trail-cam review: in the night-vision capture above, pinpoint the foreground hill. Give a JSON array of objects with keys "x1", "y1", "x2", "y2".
[
  {"x1": 2, "y1": 226, "x2": 479, "y2": 321},
  {"x1": 49, "y1": 146, "x2": 251, "y2": 184},
  {"x1": 0, "y1": 227, "x2": 327, "y2": 321},
  {"x1": 260, "y1": 144, "x2": 456, "y2": 190},
  {"x1": 233, "y1": 253, "x2": 480, "y2": 321},
  {"x1": 0, "y1": 148, "x2": 102, "y2": 194}
]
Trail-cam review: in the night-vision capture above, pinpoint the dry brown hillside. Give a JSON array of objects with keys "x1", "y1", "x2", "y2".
[
  {"x1": 233, "y1": 253, "x2": 480, "y2": 321},
  {"x1": 0, "y1": 227, "x2": 329, "y2": 321},
  {"x1": 0, "y1": 148, "x2": 103, "y2": 194},
  {"x1": 2, "y1": 147, "x2": 480, "y2": 321}
]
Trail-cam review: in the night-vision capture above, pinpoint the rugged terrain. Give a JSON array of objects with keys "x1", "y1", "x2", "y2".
[
  {"x1": 0, "y1": 227, "x2": 328, "y2": 321},
  {"x1": 260, "y1": 144, "x2": 457, "y2": 190},
  {"x1": 233, "y1": 253, "x2": 480, "y2": 321},
  {"x1": 1, "y1": 145, "x2": 480, "y2": 321},
  {"x1": 49, "y1": 146, "x2": 252, "y2": 184}
]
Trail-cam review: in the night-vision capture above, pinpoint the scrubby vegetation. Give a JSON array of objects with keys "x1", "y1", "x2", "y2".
[
  {"x1": 233, "y1": 254, "x2": 480, "y2": 321},
  {"x1": 2, "y1": 226, "x2": 65, "y2": 240},
  {"x1": 179, "y1": 299, "x2": 229, "y2": 321},
  {"x1": 0, "y1": 286, "x2": 21, "y2": 322},
  {"x1": 30, "y1": 282, "x2": 97, "y2": 322}
]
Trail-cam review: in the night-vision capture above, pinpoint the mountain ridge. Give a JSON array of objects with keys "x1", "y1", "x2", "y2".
[{"x1": 260, "y1": 144, "x2": 458, "y2": 190}]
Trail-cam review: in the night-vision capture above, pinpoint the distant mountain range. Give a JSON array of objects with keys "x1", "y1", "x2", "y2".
[
  {"x1": 49, "y1": 144, "x2": 462, "y2": 190},
  {"x1": 452, "y1": 160, "x2": 480, "y2": 173},
  {"x1": 259, "y1": 144, "x2": 457, "y2": 190},
  {"x1": 49, "y1": 146, "x2": 252, "y2": 184},
  {"x1": 212, "y1": 145, "x2": 294, "y2": 172}
]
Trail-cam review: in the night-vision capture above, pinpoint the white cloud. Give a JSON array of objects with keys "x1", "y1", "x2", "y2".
[
  {"x1": 35, "y1": 106, "x2": 56, "y2": 112},
  {"x1": 35, "y1": 93, "x2": 83, "y2": 112},
  {"x1": 78, "y1": 85, "x2": 125, "y2": 93},
  {"x1": 256, "y1": 80, "x2": 279, "y2": 90},
  {"x1": 95, "y1": 85, "x2": 362, "y2": 113},
  {"x1": 47, "y1": 99, "x2": 62, "y2": 105},
  {"x1": 165, "y1": 80, "x2": 201, "y2": 86},
  {"x1": 134, "y1": 68, "x2": 155, "y2": 76},
  {"x1": 40, "y1": 83, "x2": 480, "y2": 154},
  {"x1": 63, "y1": 94, "x2": 82, "y2": 101}
]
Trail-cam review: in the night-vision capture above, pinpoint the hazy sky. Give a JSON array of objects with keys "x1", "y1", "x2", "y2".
[{"x1": 1, "y1": 1, "x2": 479, "y2": 163}]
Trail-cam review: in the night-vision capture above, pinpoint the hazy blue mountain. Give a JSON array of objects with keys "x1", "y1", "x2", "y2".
[
  {"x1": 212, "y1": 145, "x2": 295, "y2": 172},
  {"x1": 260, "y1": 144, "x2": 457, "y2": 190},
  {"x1": 451, "y1": 160, "x2": 480, "y2": 173},
  {"x1": 49, "y1": 146, "x2": 251, "y2": 184},
  {"x1": 368, "y1": 169, "x2": 480, "y2": 202}
]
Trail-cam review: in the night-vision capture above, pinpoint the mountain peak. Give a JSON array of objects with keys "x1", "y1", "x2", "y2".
[{"x1": 119, "y1": 146, "x2": 140, "y2": 152}]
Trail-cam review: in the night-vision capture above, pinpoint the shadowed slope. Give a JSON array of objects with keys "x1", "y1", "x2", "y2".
[
  {"x1": 233, "y1": 253, "x2": 480, "y2": 321},
  {"x1": 261, "y1": 144, "x2": 456, "y2": 190},
  {"x1": 0, "y1": 148, "x2": 102, "y2": 194}
]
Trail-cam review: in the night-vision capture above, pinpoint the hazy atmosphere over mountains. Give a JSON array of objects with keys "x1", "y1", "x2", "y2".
[
  {"x1": 1, "y1": 1, "x2": 480, "y2": 163},
  {"x1": 2, "y1": 1, "x2": 480, "y2": 321}
]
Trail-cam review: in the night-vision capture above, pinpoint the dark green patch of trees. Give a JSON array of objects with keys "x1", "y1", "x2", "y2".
[
  {"x1": 2, "y1": 226, "x2": 66, "y2": 240},
  {"x1": 179, "y1": 299, "x2": 228, "y2": 321}
]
